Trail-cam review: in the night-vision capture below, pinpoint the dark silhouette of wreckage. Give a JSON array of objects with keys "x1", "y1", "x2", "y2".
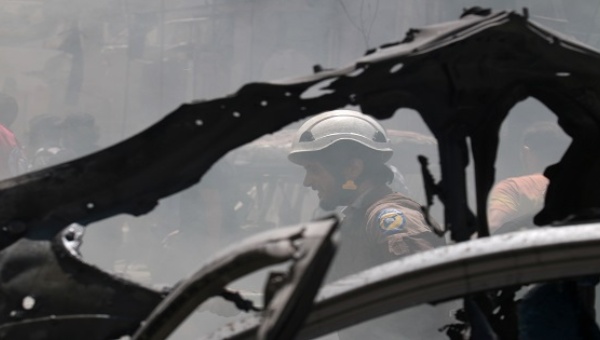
[{"x1": 1, "y1": 7, "x2": 600, "y2": 340}]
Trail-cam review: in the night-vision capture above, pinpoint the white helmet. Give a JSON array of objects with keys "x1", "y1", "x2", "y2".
[{"x1": 288, "y1": 109, "x2": 393, "y2": 164}]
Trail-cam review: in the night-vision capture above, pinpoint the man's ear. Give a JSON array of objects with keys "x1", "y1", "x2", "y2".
[{"x1": 345, "y1": 158, "x2": 364, "y2": 180}]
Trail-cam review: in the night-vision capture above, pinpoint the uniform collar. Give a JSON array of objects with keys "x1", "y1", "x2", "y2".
[{"x1": 344, "y1": 184, "x2": 393, "y2": 214}]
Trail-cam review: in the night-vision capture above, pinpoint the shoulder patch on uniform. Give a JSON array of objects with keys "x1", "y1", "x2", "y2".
[{"x1": 377, "y1": 208, "x2": 406, "y2": 235}]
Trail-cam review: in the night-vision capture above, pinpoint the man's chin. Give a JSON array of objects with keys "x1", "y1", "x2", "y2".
[{"x1": 318, "y1": 200, "x2": 338, "y2": 212}]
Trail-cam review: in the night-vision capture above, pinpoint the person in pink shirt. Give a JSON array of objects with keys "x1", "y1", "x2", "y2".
[
  {"x1": 488, "y1": 122, "x2": 570, "y2": 233},
  {"x1": 0, "y1": 93, "x2": 25, "y2": 179}
]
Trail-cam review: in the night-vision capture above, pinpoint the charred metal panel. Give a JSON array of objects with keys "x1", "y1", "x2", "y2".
[
  {"x1": 0, "y1": 9, "x2": 596, "y2": 251},
  {"x1": 0, "y1": 225, "x2": 165, "y2": 339},
  {"x1": 132, "y1": 218, "x2": 338, "y2": 340},
  {"x1": 205, "y1": 223, "x2": 600, "y2": 340},
  {"x1": 0, "y1": 10, "x2": 596, "y2": 249},
  {"x1": 325, "y1": 10, "x2": 600, "y2": 238}
]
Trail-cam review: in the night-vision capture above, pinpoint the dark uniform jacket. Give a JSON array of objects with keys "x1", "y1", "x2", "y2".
[
  {"x1": 327, "y1": 185, "x2": 447, "y2": 340},
  {"x1": 328, "y1": 184, "x2": 443, "y2": 281}
]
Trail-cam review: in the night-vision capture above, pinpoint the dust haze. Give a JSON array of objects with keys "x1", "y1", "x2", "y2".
[{"x1": 0, "y1": 0, "x2": 593, "y2": 338}]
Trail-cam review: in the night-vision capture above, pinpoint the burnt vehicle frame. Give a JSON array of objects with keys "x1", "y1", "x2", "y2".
[
  {"x1": 0, "y1": 6, "x2": 599, "y2": 339},
  {"x1": 204, "y1": 223, "x2": 600, "y2": 340}
]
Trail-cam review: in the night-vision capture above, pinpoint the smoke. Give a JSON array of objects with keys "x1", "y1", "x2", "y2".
[{"x1": 0, "y1": 0, "x2": 593, "y2": 338}]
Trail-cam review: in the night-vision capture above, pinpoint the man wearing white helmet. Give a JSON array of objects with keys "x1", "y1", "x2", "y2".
[{"x1": 289, "y1": 109, "x2": 442, "y2": 281}]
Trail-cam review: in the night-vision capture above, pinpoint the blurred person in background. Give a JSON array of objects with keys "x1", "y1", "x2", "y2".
[
  {"x1": 56, "y1": 113, "x2": 100, "y2": 162},
  {"x1": 26, "y1": 114, "x2": 63, "y2": 170},
  {"x1": 25, "y1": 113, "x2": 100, "y2": 169},
  {"x1": 0, "y1": 92, "x2": 26, "y2": 178},
  {"x1": 489, "y1": 122, "x2": 600, "y2": 340},
  {"x1": 487, "y1": 121, "x2": 570, "y2": 234}
]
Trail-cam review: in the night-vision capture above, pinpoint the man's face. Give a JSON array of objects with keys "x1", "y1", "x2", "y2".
[{"x1": 300, "y1": 160, "x2": 340, "y2": 211}]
